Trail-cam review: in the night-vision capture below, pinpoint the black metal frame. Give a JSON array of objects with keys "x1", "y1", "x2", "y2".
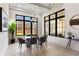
[
  {"x1": 44, "y1": 9, "x2": 65, "y2": 37},
  {"x1": 16, "y1": 14, "x2": 38, "y2": 37}
]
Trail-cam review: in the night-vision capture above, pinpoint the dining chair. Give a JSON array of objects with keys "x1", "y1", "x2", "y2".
[
  {"x1": 38, "y1": 36, "x2": 47, "y2": 47},
  {"x1": 27, "y1": 37, "x2": 38, "y2": 49},
  {"x1": 18, "y1": 38, "x2": 26, "y2": 52}
]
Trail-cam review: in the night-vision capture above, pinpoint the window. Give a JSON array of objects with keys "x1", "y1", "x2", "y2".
[
  {"x1": 32, "y1": 22, "x2": 37, "y2": 35},
  {"x1": 50, "y1": 14, "x2": 55, "y2": 19},
  {"x1": 45, "y1": 16, "x2": 49, "y2": 21},
  {"x1": 57, "y1": 18, "x2": 64, "y2": 37},
  {"x1": 16, "y1": 15, "x2": 38, "y2": 36},
  {"x1": 44, "y1": 9, "x2": 65, "y2": 37},
  {"x1": 25, "y1": 22, "x2": 31, "y2": 35},
  {"x1": 16, "y1": 15, "x2": 23, "y2": 20},
  {"x1": 57, "y1": 9, "x2": 65, "y2": 37},
  {"x1": 57, "y1": 10, "x2": 65, "y2": 17},
  {"x1": 16, "y1": 21, "x2": 23, "y2": 35},
  {"x1": 50, "y1": 20, "x2": 55, "y2": 35},
  {"x1": 25, "y1": 16, "x2": 31, "y2": 21}
]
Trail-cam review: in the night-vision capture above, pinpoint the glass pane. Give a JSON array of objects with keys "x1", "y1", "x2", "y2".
[
  {"x1": 45, "y1": 21, "x2": 49, "y2": 35},
  {"x1": 32, "y1": 17, "x2": 37, "y2": 22},
  {"x1": 25, "y1": 16, "x2": 31, "y2": 21},
  {"x1": 57, "y1": 10, "x2": 65, "y2": 17},
  {"x1": 25, "y1": 22, "x2": 31, "y2": 35},
  {"x1": 32, "y1": 23, "x2": 37, "y2": 34},
  {"x1": 50, "y1": 20, "x2": 55, "y2": 35},
  {"x1": 16, "y1": 15, "x2": 23, "y2": 20},
  {"x1": 57, "y1": 18, "x2": 64, "y2": 37},
  {"x1": 16, "y1": 21, "x2": 23, "y2": 35},
  {"x1": 45, "y1": 16, "x2": 49, "y2": 21},
  {"x1": 50, "y1": 14, "x2": 55, "y2": 19}
]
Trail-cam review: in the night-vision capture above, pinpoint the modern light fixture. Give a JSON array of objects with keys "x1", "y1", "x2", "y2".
[{"x1": 31, "y1": 7, "x2": 37, "y2": 22}]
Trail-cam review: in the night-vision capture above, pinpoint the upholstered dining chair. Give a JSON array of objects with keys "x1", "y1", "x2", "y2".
[
  {"x1": 27, "y1": 37, "x2": 38, "y2": 49},
  {"x1": 18, "y1": 38, "x2": 26, "y2": 52},
  {"x1": 38, "y1": 36, "x2": 47, "y2": 47}
]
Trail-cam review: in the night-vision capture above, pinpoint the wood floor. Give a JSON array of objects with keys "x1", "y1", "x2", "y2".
[{"x1": 5, "y1": 42, "x2": 79, "y2": 56}]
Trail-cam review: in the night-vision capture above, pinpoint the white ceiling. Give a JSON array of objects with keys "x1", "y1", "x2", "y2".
[
  {"x1": 9, "y1": 3, "x2": 50, "y2": 15},
  {"x1": 30, "y1": 3, "x2": 53, "y2": 9},
  {"x1": 9, "y1": 3, "x2": 63, "y2": 15}
]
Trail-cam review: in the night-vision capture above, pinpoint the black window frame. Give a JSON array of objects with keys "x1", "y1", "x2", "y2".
[
  {"x1": 16, "y1": 14, "x2": 38, "y2": 37},
  {"x1": 44, "y1": 9, "x2": 65, "y2": 37}
]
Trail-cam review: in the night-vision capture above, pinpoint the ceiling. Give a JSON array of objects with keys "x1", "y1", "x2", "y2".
[
  {"x1": 9, "y1": 3, "x2": 63, "y2": 15},
  {"x1": 9, "y1": 3, "x2": 50, "y2": 15},
  {"x1": 30, "y1": 3, "x2": 53, "y2": 9}
]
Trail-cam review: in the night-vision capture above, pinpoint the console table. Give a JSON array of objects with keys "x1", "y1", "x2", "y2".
[{"x1": 66, "y1": 37, "x2": 79, "y2": 48}]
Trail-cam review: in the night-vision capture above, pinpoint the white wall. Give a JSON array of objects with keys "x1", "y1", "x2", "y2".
[
  {"x1": 0, "y1": 4, "x2": 9, "y2": 56},
  {"x1": 47, "y1": 36, "x2": 68, "y2": 47},
  {"x1": 64, "y1": 3, "x2": 79, "y2": 39},
  {"x1": 64, "y1": 3, "x2": 79, "y2": 51},
  {"x1": 45, "y1": 3, "x2": 79, "y2": 52}
]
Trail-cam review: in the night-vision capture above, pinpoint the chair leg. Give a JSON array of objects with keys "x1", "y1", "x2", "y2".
[
  {"x1": 66, "y1": 39, "x2": 71, "y2": 48},
  {"x1": 20, "y1": 44, "x2": 22, "y2": 53},
  {"x1": 18, "y1": 43, "x2": 20, "y2": 48},
  {"x1": 66, "y1": 40, "x2": 69, "y2": 48},
  {"x1": 45, "y1": 42, "x2": 47, "y2": 46},
  {"x1": 69, "y1": 39, "x2": 71, "y2": 47},
  {"x1": 36, "y1": 44, "x2": 38, "y2": 50},
  {"x1": 29, "y1": 45, "x2": 32, "y2": 51},
  {"x1": 35, "y1": 44, "x2": 38, "y2": 56},
  {"x1": 40, "y1": 42, "x2": 43, "y2": 47}
]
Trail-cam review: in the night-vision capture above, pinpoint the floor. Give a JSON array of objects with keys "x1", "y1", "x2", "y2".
[{"x1": 5, "y1": 42, "x2": 79, "y2": 56}]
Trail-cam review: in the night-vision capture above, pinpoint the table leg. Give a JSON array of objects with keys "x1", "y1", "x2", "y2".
[{"x1": 66, "y1": 39, "x2": 72, "y2": 48}]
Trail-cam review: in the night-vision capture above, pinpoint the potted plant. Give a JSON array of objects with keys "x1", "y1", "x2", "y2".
[{"x1": 8, "y1": 22, "x2": 16, "y2": 44}]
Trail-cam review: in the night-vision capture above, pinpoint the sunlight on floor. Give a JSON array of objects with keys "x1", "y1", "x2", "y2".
[{"x1": 5, "y1": 42, "x2": 79, "y2": 56}]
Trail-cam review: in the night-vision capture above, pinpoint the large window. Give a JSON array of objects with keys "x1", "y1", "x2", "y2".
[
  {"x1": 16, "y1": 21, "x2": 23, "y2": 35},
  {"x1": 25, "y1": 22, "x2": 31, "y2": 35},
  {"x1": 44, "y1": 9, "x2": 65, "y2": 37},
  {"x1": 32, "y1": 22, "x2": 37, "y2": 35},
  {"x1": 50, "y1": 20, "x2": 55, "y2": 35},
  {"x1": 16, "y1": 15, "x2": 38, "y2": 37},
  {"x1": 57, "y1": 18, "x2": 64, "y2": 37}
]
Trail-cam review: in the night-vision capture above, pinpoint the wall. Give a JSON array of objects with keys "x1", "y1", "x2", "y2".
[
  {"x1": 64, "y1": 3, "x2": 79, "y2": 39},
  {"x1": 0, "y1": 3, "x2": 9, "y2": 56},
  {"x1": 64, "y1": 3, "x2": 79, "y2": 51},
  {"x1": 45, "y1": 3, "x2": 79, "y2": 52}
]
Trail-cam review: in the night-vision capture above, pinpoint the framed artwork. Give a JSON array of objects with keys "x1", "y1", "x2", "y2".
[{"x1": 0, "y1": 7, "x2": 8, "y2": 32}]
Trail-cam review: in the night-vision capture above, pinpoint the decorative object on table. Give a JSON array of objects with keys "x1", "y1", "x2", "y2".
[
  {"x1": 0, "y1": 7, "x2": 8, "y2": 32},
  {"x1": 67, "y1": 31, "x2": 72, "y2": 38},
  {"x1": 8, "y1": 22, "x2": 16, "y2": 44}
]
